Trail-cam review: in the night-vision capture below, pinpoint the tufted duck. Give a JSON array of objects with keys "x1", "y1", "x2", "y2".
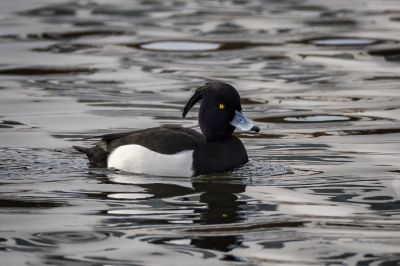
[{"x1": 74, "y1": 81, "x2": 260, "y2": 177}]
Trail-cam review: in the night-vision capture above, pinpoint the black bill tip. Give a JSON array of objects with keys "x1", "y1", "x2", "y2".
[{"x1": 250, "y1": 125, "x2": 260, "y2": 133}]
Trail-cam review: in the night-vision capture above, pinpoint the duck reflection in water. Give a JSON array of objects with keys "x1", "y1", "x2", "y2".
[
  {"x1": 103, "y1": 173, "x2": 249, "y2": 252},
  {"x1": 190, "y1": 179, "x2": 247, "y2": 252},
  {"x1": 192, "y1": 179, "x2": 247, "y2": 224}
]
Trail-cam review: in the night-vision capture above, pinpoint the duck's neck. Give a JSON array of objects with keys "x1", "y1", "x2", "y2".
[
  {"x1": 201, "y1": 126, "x2": 235, "y2": 142},
  {"x1": 199, "y1": 118, "x2": 235, "y2": 142},
  {"x1": 204, "y1": 133, "x2": 233, "y2": 142}
]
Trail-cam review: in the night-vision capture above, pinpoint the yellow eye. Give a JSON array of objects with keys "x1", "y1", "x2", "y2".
[{"x1": 218, "y1": 103, "x2": 225, "y2": 110}]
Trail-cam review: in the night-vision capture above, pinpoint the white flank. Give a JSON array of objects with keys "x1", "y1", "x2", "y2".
[{"x1": 108, "y1": 144, "x2": 194, "y2": 177}]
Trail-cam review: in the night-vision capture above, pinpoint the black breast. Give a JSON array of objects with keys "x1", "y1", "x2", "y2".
[{"x1": 192, "y1": 136, "x2": 248, "y2": 176}]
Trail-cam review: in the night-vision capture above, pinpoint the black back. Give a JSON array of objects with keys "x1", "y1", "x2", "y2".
[{"x1": 101, "y1": 125, "x2": 204, "y2": 154}]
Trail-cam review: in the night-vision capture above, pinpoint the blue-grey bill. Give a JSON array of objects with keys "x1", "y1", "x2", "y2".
[{"x1": 230, "y1": 110, "x2": 260, "y2": 132}]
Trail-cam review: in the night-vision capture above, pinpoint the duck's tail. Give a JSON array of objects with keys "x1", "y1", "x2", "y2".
[{"x1": 73, "y1": 145, "x2": 108, "y2": 168}]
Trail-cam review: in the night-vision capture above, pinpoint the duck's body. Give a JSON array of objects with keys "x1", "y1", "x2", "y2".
[
  {"x1": 74, "y1": 81, "x2": 259, "y2": 177},
  {"x1": 75, "y1": 125, "x2": 248, "y2": 177}
]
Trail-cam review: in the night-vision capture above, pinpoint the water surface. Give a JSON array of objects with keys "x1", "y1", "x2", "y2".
[{"x1": 1, "y1": 0, "x2": 400, "y2": 265}]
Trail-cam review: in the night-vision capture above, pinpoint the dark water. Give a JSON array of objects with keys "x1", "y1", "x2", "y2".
[{"x1": 1, "y1": 0, "x2": 400, "y2": 265}]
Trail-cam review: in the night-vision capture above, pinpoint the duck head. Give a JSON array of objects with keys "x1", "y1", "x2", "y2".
[{"x1": 183, "y1": 81, "x2": 260, "y2": 141}]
